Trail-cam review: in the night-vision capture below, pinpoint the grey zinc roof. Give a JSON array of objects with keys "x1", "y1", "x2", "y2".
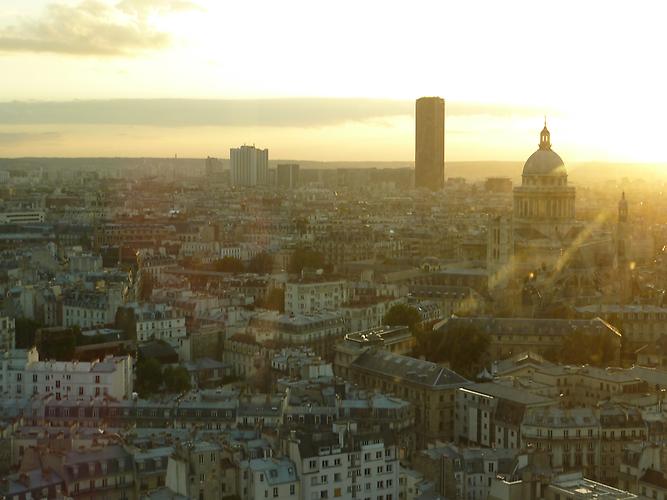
[
  {"x1": 523, "y1": 407, "x2": 598, "y2": 428},
  {"x1": 439, "y1": 316, "x2": 621, "y2": 338},
  {"x1": 460, "y1": 382, "x2": 555, "y2": 406},
  {"x1": 351, "y1": 349, "x2": 468, "y2": 389},
  {"x1": 244, "y1": 457, "x2": 298, "y2": 485}
]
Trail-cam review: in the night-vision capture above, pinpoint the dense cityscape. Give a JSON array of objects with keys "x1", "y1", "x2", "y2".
[{"x1": 1, "y1": 91, "x2": 667, "y2": 500}]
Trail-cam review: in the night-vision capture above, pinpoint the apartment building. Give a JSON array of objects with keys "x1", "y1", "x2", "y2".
[
  {"x1": 285, "y1": 278, "x2": 348, "y2": 315},
  {"x1": 2, "y1": 350, "x2": 133, "y2": 400},
  {"x1": 238, "y1": 457, "x2": 299, "y2": 500},
  {"x1": 343, "y1": 348, "x2": 469, "y2": 446},
  {"x1": 62, "y1": 287, "x2": 124, "y2": 329},
  {"x1": 285, "y1": 427, "x2": 400, "y2": 500},
  {"x1": 455, "y1": 382, "x2": 555, "y2": 449}
]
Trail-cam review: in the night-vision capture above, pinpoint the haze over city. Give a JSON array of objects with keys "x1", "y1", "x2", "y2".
[
  {"x1": 1, "y1": 0, "x2": 667, "y2": 164},
  {"x1": 4, "y1": 2, "x2": 667, "y2": 500}
]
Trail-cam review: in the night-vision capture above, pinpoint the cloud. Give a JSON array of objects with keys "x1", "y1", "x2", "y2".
[
  {"x1": 0, "y1": 132, "x2": 61, "y2": 145},
  {"x1": 446, "y1": 102, "x2": 543, "y2": 118},
  {"x1": 117, "y1": 0, "x2": 203, "y2": 15},
  {"x1": 0, "y1": 98, "x2": 540, "y2": 128},
  {"x1": 0, "y1": 0, "x2": 185, "y2": 56}
]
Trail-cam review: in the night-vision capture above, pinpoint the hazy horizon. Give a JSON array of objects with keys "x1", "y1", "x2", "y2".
[{"x1": 2, "y1": 1, "x2": 667, "y2": 162}]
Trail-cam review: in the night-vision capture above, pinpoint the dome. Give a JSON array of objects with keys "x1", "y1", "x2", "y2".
[
  {"x1": 522, "y1": 122, "x2": 567, "y2": 176},
  {"x1": 523, "y1": 148, "x2": 566, "y2": 176}
]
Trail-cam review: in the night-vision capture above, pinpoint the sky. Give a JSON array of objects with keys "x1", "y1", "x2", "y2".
[{"x1": 0, "y1": 0, "x2": 666, "y2": 162}]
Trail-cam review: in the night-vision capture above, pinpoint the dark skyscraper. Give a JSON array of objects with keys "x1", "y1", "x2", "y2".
[{"x1": 415, "y1": 96, "x2": 445, "y2": 190}]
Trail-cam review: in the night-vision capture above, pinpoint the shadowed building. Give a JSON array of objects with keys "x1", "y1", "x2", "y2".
[
  {"x1": 276, "y1": 163, "x2": 300, "y2": 189},
  {"x1": 415, "y1": 97, "x2": 445, "y2": 190}
]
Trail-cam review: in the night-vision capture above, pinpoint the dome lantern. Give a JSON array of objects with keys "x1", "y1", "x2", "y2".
[{"x1": 539, "y1": 117, "x2": 551, "y2": 150}]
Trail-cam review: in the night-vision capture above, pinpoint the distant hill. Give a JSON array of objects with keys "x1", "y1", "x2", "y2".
[{"x1": 0, "y1": 157, "x2": 664, "y2": 184}]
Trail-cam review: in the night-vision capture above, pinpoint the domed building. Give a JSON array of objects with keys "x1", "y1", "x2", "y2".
[
  {"x1": 487, "y1": 122, "x2": 583, "y2": 286},
  {"x1": 513, "y1": 121, "x2": 576, "y2": 234}
]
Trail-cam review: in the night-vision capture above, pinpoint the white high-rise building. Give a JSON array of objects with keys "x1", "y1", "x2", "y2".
[{"x1": 230, "y1": 145, "x2": 269, "y2": 186}]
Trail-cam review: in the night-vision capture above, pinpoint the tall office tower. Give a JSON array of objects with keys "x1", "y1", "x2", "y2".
[
  {"x1": 230, "y1": 145, "x2": 269, "y2": 186},
  {"x1": 276, "y1": 163, "x2": 300, "y2": 189},
  {"x1": 415, "y1": 96, "x2": 445, "y2": 190}
]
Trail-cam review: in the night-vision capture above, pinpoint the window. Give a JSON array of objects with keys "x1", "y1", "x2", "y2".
[{"x1": 273, "y1": 487, "x2": 279, "y2": 497}]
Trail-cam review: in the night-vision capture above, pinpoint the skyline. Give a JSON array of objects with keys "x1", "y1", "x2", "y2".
[{"x1": 1, "y1": 0, "x2": 666, "y2": 162}]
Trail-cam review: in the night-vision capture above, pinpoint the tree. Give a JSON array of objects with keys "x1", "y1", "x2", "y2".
[
  {"x1": 14, "y1": 318, "x2": 41, "y2": 349},
  {"x1": 288, "y1": 246, "x2": 325, "y2": 274},
  {"x1": 430, "y1": 323, "x2": 490, "y2": 379},
  {"x1": 39, "y1": 327, "x2": 78, "y2": 361},
  {"x1": 247, "y1": 252, "x2": 274, "y2": 274},
  {"x1": 251, "y1": 364, "x2": 273, "y2": 393},
  {"x1": 163, "y1": 366, "x2": 191, "y2": 393},
  {"x1": 549, "y1": 330, "x2": 618, "y2": 367},
  {"x1": 214, "y1": 256, "x2": 245, "y2": 273},
  {"x1": 259, "y1": 287, "x2": 285, "y2": 312},
  {"x1": 138, "y1": 273, "x2": 154, "y2": 302},
  {"x1": 383, "y1": 304, "x2": 422, "y2": 333},
  {"x1": 135, "y1": 358, "x2": 163, "y2": 396}
]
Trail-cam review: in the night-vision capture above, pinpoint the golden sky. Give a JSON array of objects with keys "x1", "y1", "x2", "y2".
[{"x1": 0, "y1": 0, "x2": 666, "y2": 162}]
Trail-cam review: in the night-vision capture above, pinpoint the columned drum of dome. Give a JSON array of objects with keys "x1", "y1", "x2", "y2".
[{"x1": 513, "y1": 123, "x2": 575, "y2": 225}]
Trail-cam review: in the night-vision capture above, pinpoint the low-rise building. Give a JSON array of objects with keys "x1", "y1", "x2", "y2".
[
  {"x1": 342, "y1": 348, "x2": 469, "y2": 446},
  {"x1": 455, "y1": 382, "x2": 555, "y2": 449},
  {"x1": 285, "y1": 277, "x2": 348, "y2": 315},
  {"x1": 238, "y1": 457, "x2": 299, "y2": 500},
  {"x1": 165, "y1": 441, "x2": 237, "y2": 500},
  {"x1": 248, "y1": 310, "x2": 347, "y2": 359},
  {"x1": 522, "y1": 407, "x2": 596, "y2": 473},
  {"x1": 441, "y1": 445, "x2": 518, "y2": 500},
  {"x1": 438, "y1": 316, "x2": 622, "y2": 366},
  {"x1": 5, "y1": 351, "x2": 134, "y2": 400},
  {"x1": 62, "y1": 287, "x2": 124, "y2": 329},
  {"x1": 334, "y1": 325, "x2": 415, "y2": 380},
  {"x1": 285, "y1": 426, "x2": 400, "y2": 500}
]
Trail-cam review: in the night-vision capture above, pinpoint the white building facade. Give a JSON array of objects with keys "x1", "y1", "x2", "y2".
[
  {"x1": 285, "y1": 279, "x2": 348, "y2": 315},
  {"x1": 230, "y1": 145, "x2": 269, "y2": 187},
  {"x1": 1, "y1": 350, "x2": 133, "y2": 400}
]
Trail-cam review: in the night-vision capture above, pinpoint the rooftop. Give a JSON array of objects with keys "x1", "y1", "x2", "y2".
[{"x1": 351, "y1": 348, "x2": 468, "y2": 389}]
